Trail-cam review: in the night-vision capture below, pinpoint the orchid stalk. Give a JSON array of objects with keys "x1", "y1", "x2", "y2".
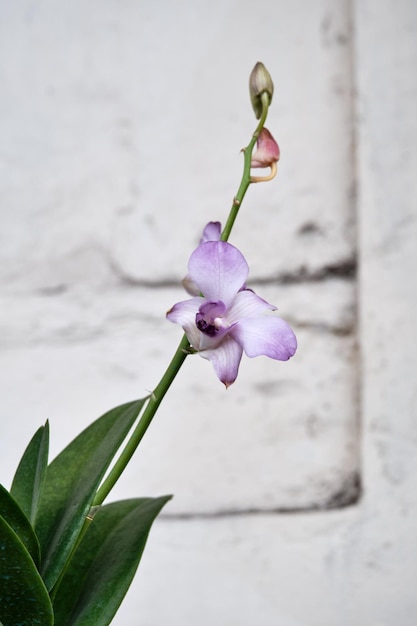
[
  {"x1": 221, "y1": 94, "x2": 270, "y2": 241},
  {"x1": 93, "y1": 63, "x2": 284, "y2": 506},
  {"x1": 92, "y1": 335, "x2": 190, "y2": 506}
]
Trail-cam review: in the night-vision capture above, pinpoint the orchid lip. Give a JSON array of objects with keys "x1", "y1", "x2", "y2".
[{"x1": 196, "y1": 300, "x2": 229, "y2": 337}]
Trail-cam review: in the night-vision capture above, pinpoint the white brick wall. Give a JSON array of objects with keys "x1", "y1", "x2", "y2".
[{"x1": 1, "y1": 1, "x2": 416, "y2": 624}]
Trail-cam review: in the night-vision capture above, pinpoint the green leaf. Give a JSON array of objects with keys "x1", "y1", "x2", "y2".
[
  {"x1": 0, "y1": 515, "x2": 53, "y2": 626},
  {"x1": 0, "y1": 484, "x2": 40, "y2": 566},
  {"x1": 52, "y1": 496, "x2": 171, "y2": 626},
  {"x1": 10, "y1": 421, "x2": 49, "y2": 525},
  {"x1": 35, "y1": 398, "x2": 148, "y2": 591}
]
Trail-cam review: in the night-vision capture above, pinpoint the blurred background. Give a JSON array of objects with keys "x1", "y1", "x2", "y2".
[{"x1": 1, "y1": 1, "x2": 416, "y2": 624}]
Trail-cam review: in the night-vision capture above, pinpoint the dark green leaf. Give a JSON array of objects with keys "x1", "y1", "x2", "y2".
[
  {"x1": 0, "y1": 484, "x2": 40, "y2": 566},
  {"x1": 52, "y1": 496, "x2": 171, "y2": 626},
  {"x1": 10, "y1": 421, "x2": 49, "y2": 525},
  {"x1": 36, "y1": 398, "x2": 148, "y2": 591},
  {"x1": 0, "y1": 515, "x2": 53, "y2": 626}
]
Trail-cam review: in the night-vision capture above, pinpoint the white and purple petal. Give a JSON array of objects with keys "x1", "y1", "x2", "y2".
[
  {"x1": 182, "y1": 223, "x2": 223, "y2": 295},
  {"x1": 182, "y1": 274, "x2": 200, "y2": 296},
  {"x1": 227, "y1": 289, "x2": 276, "y2": 323},
  {"x1": 188, "y1": 241, "x2": 248, "y2": 307},
  {"x1": 201, "y1": 335, "x2": 244, "y2": 388},
  {"x1": 230, "y1": 315, "x2": 297, "y2": 360},
  {"x1": 200, "y1": 221, "x2": 221, "y2": 243},
  {"x1": 166, "y1": 297, "x2": 203, "y2": 349}
]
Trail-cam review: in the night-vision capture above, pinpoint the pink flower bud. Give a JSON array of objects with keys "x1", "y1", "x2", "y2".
[{"x1": 251, "y1": 128, "x2": 280, "y2": 168}]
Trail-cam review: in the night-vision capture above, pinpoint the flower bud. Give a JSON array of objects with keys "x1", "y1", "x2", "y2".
[
  {"x1": 249, "y1": 62, "x2": 274, "y2": 119},
  {"x1": 251, "y1": 128, "x2": 280, "y2": 168}
]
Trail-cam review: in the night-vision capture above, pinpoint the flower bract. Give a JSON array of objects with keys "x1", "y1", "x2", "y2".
[{"x1": 167, "y1": 240, "x2": 297, "y2": 387}]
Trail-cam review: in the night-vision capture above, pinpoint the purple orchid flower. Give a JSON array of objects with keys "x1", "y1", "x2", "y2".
[
  {"x1": 182, "y1": 221, "x2": 222, "y2": 295},
  {"x1": 167, "y1": 240, "x2": 297, "y2": 387}
]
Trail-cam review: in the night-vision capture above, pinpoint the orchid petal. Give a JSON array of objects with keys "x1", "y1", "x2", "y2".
[
  {"x1": 166, "y1": 297, "x2": 202, "y2": 323},
  {"x1": 188, "y1": 242, "x2": 248, "y2": 307},
  {"x1": 182, "y1": 274, "x2": 200, "y2": 296},
  {"x1": 230, "y1": 316, "x2": 297, "y2": 360},
  {"x1": 166, "y1": 297, "x2": 203, "y2": 348},
  {"x1": 200, "y1": 221, "x2": 221, "y2": 243},
  {"x1": 227, "y1": 289, "x2": 276, "y2": 323},
  {"x1": 201, "y1": 336, "x2": 243, "y2": 388},
  {"x1": 182, "y1": 223, "x2": 222, "y2": 295},
  {"x1": 198, "y1": 326, "x2": 232, "y2": 351}
]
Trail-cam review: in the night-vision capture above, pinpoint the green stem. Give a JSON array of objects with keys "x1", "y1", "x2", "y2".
[
  {"x1": 220, "y1": 93, "x2": 270, "y2": 241},
  {"x1": 92, "y1": 334, "x2": 190, "y2": 506},
  {"x1": 92, "y1": 94, "x2": 271, "y2": 506}
]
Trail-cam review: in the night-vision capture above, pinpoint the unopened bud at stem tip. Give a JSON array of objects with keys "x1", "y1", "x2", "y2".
[{"x1": 249, "y1": 62, "x2": 274, "y2": 119}]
